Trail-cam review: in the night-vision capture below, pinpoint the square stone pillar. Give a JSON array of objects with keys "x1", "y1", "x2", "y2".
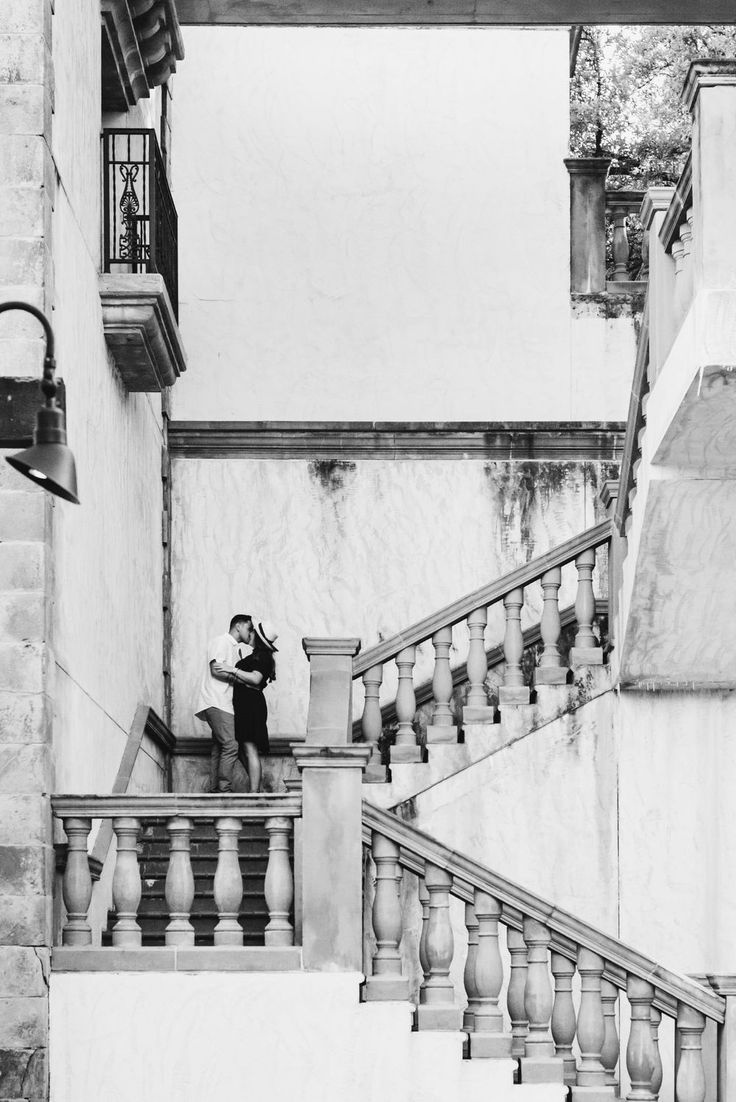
[
  {"x1": 683, "y1": 60, "x2": 736, "y2": 293},
  {"x1": 640, "y1": 186, "x2": 676, "y2": 381},
  {"x1": 292, "y1": 745, "x2": 371, "y2": 972},
  {"x1": 705, "y1": 976, "x2": 736, "y2": 1102},
  {"x1": 302, "y1": 637, "x2": 361, "y2": 745},
  {"x1": 564, "y1": 157, "x2": 611, "y2": 294}
]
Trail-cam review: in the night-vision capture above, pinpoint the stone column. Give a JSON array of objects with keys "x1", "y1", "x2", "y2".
[
  {"x1": 564, "y1": 158, "x2": 611, "y2": 294},
  {"x1": 682, "y1": 60, "x2": 736, "y2": 294},
  {"x1": 706, "y1": 975, "x2": 736, "y2": 1102},
  {"x1": 640, "y1": 187, "x2": 676, "y2": 381},
  {"x1": 302, "y1": 637, "x2": 361, "y2": 744},
  {"x1": 292, "y1": 745, "x2": 370, "y2": 971}
]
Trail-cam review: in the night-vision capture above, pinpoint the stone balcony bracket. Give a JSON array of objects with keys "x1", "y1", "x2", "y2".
[
  {"x1": 99, "y1": 273, "x2": 187, "y2": 393},
  {"x1": 102, "y1": 0, "x2": 185, "y2": 110}
]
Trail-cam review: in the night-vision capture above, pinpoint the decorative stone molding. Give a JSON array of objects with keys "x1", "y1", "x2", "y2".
[
  {"x1": 99, "y1": 273, "x2": 187, "y2": 392},
  {"x1": 101, "y1": 0, "x2": 185, "y2": 110}
]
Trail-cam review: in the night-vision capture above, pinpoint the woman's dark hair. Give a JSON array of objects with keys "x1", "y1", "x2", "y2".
[{"x1": 252, "y1": 633, "x2": 276, "y2": 682}]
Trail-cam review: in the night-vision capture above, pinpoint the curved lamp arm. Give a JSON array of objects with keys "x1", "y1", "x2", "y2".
[{"x1": 0, "y1": 300, "x2": 58, "y2": 405}]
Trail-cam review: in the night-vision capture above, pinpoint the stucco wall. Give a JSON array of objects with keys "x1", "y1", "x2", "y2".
[
  {"x1": 47, "y1": 4, "x2": 165, "y2": 793},
  {"x1": 170, "y1": 456, "x2": 613, "y2": 738},
  {"x1": 404, "y1": 684, "x2": 736, "y2": 978},
  {"x1": 170, "y1": 27, "x2": 588, "y2": 422}
]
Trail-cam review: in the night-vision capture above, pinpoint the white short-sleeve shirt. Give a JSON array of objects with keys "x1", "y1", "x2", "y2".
[{"x1": 194, "y1": 632, "x2": 243, "y2": 718}]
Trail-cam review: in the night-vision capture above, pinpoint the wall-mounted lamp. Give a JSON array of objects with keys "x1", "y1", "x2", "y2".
[{"x1": 1, "y1": 301, "x2": 79, "y2": 504}]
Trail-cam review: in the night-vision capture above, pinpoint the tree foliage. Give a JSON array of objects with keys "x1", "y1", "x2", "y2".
[{"x1": 571, "y1": 26, "x2": 736, "y2": 187}]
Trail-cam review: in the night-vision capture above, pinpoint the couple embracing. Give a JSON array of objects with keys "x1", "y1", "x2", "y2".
[{"x1": 194, "y1": 614, "x2": 278, "y2": 793}]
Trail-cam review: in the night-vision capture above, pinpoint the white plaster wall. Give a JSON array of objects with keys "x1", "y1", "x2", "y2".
[
  {"x1": 50, "y1": 971, "x2": 530, "y2": 1102},
  {"x1": 170, "y1": 457, "x2": 609, "y2": 738},
  {"x1": 48, "y1": 6, "x2": 166, "y2": 793},
  {"x1": 570, "y1": 300, "x2": 641, "y2": 420},
  {"x1": 170, "y1": 27, "x2": 578, "y2": 422}
]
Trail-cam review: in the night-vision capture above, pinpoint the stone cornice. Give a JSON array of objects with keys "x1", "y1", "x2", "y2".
[
  {"x1": 682, "y1": 58, "x2": 736, "y2": 114},
  {"x1": 640, "y1": 186, "x2": 675, "y2": 231},
  {"x1": 168, "y1": 421, "x2": 626, "y2": 460},
  {"x1": 99, "y1": 273, "x2": 187, "y2": 391}
]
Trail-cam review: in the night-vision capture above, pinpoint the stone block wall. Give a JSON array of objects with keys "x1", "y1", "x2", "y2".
[{"x1": 0, "y1": 4, "x2": 55, "y2": 1098}]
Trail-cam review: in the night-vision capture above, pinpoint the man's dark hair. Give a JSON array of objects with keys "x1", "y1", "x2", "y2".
[{"x1": 229, "y1": 613, "x2": 253, "y2": 631}]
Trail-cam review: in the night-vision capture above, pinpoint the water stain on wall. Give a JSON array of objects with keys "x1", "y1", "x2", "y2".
[{"x1": 307, "y1": 459, "x2": 358, "y2": 495}]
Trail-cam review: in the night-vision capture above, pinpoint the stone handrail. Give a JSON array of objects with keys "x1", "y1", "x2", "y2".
[
  {"x1": 353, "y1": 520, "x2": 611, "y2": 678},
  {"x1": 614, "y1": 295, "x2": 650, "y2": 537},
  {"x1": 362, "y1": 801, "x2": 725, "y2": 1097},
  {"x1": 350, "y1": 521, "x2": 611, "y2": 772},
  {"x1": 52, "y1": 793, "x2": 301, "y2": 950},
  {"x1": 350, "y1": 598, "x2": 608, "y2": 741}
]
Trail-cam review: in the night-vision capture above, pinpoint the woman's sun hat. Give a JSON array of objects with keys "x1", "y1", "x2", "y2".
[{"x1": 253, "y1": 620, "x2": 279, "y2": 652}]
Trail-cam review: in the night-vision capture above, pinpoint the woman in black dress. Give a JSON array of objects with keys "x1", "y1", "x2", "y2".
[{"x1": 232, "y1": 620, "x2": 278, "y2": 793}]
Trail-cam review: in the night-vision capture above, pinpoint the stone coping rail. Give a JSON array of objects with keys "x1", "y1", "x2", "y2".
[
  {"x1": 362, "y1": 801, "x2": 725, "y2": 1025},
  {"x1": 659, "y1": 151, "x2": 693, "y2": 254},
  {"x1": 51, "y1": 793, "x2": 302, "y2": 818},
  {"x1": 615, "y1": 294, "x2": 650, "y2": 536},
  {"x1": 353, "y1": 519, "x2": 612, "y2": 678}
]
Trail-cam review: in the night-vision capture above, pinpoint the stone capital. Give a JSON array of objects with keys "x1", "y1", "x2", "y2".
[
  {"x1": 682, "y1": 59, "x2": 736, "y2": 114},
  {"x1": 597, "y1": 479, "x2": 619, "y2": 512},
  {"x1": 291, "y1": 745, "x2": 371, "y2": 771},
  {"x1": 640, "y1": 186, "x2": 675, "y2": 230},
  {"x1": 563, "y1": 156, "x2": 611, "y2": 178},
  {"x1": 302, "y1": 637, "x2": 361, "y2": 658},
  {"x1": 706, "y1": 974, "x2": 736, "y2": 998}
]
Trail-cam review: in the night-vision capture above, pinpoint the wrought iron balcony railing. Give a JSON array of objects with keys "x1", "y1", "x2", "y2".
[{"x1": 102, "y1": 129, "x2": 179, "y2": 318}]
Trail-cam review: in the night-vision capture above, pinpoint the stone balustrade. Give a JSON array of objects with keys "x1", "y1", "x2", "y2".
[
  {"x1": 352, "y1": 520, "x2": 611, "y2": 776},
  {"x1": 658, "y1": 153, "x2": 694, "y2": 351},
  {"x1": 52, "y1": 794, "x2": 301, "y2": 950},
  {"x1": 362, "y1": 802, "x2": 725, "y2": 1100},
  {"x1": 565, "y1": 157, "x2": 647, "y2": 294}
]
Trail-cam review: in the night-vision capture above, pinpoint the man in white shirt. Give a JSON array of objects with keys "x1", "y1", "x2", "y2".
[{"x1": 195, "y1": 613, "x2": 254, "y2": 792}]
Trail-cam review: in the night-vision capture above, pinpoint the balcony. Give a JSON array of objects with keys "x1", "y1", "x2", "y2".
[{"x1": 100, "y1": 129, "x2": 186, "y2": 392}]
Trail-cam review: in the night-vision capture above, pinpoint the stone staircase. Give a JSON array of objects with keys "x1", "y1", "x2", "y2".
[{"x1": 102, "y1": 819, "x2": 280, "y2": 946}]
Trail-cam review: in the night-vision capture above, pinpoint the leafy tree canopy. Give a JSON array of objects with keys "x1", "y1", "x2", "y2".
[{"x1": 571, "y1": 26, "x2": 736, "y2": 187}]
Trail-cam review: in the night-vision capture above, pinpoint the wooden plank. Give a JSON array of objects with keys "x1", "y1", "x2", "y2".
[
  {"x1": 176, "y1": 0, "x2": 736, "y2": 25},
  {"x1": 353, "y1": 518, "x2": 612, "y2": 676}
]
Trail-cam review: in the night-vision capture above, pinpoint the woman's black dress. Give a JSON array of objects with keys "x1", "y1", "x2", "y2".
[{"x1": 233, "y1": 651, "x2": 271, "y2": 753}]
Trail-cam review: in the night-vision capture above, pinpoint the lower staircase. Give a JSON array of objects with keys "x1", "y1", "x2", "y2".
[{"x1": 101, "y1": 819, "x2": 275, "y2": 946}]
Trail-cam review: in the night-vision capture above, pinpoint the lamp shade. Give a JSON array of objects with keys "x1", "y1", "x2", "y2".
[{"x1": 6, "y1": 405, "x2": 79, "y2": 504}]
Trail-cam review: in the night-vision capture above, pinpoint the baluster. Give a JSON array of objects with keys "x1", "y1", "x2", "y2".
[
  {"x1": 61, "y1": 817, "x2": 93, "y2": 946},
  {"x1": 427, "y1": 627, "x2": 457, "y2": 744},
  {"x1": 551, "y1": 952, "x2": 577, "y2": 1085},
  {"x1": 680, "y1": 210, "x2": 693, "y2": 302},
  {"x1": 611, "y1": 205, "x2": 631, "y2": 281},
  {"x1": 626, "y1": 976, "x2": 656, "y2": 1101},
  {"x1": 361, "y1": 664, "x2": 385, "y2": 780},
  {"x1": 471, "y1": 891, "x2": 511, "y2": 1057},
  {"x1": 463, "y1": 901, "x2": 480, "y2": 1032},
  {"x1": 672, "y1": 238, "x2": 686, "y2": 319},
  {"x1": 601, "y1": 978, "x2": 620, "y2": 1089},
  {"x1": 571, "y1": 548, "x2": 603, "y2": 665},
  {"x1": 213, "y1": 816, "x2": 243, "y2": 946},
  {"x1": 522, "y1": 918, "x2": 564, "y2": 1082},
  {"x1": 500, "y1": 588, "x2": 530, "y2": 705},
  {"x1": 164, "y1": 816, "x2": 195, "y2": 946},
  {"x1": 464, "y1": 606, "x2": 493, "y2": 722},
  {"x1": 576, "y1": 948, "x2": 611, "y2": 1093},
  {"x1": 111, "y1": 816, "x2": 142, "y2": 947},
  {"x1": 418, "y1": 879, "x2": 430, "y2": 987},
  {"x1": 675, "y1": 1004, "x2": 706, "y2": 1102},
  {"x1": 537, "y1": 567, "x2": 566, "y2": 685},
  {"x1": 265, "y1": 816, "x2": 294, "y2": 946},
  {"x1": 507, "y1": 927, "x2": 529, "y2": 1058},
  {"x1": 650, "y1": 1006, "x2": 663, "y2": 1099},
  {"x1": 417, "y1": 863, "x2": 462, "y2": 1030},
  {"x1": 365, "y1": 832, "x2": 408, "y2": 1000},
  {"x1": 391, "y1": 645, "x2": 421, "y2": 762}
]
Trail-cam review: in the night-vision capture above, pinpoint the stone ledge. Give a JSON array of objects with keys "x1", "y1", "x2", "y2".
[
  {"x1": 51, "y1": 946, "x2": 303, "y2": 972},
  {"x1": 99, "y1": 273, "x2": 186, "y2": 392},
  {"x1": 101, "y1": 0, "x2": 184, "y2": 111}
]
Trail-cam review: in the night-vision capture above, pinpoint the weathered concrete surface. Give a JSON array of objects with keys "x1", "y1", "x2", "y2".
[{"x1": 171, "y1": 457, "x2": 614, "y2": 739}]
